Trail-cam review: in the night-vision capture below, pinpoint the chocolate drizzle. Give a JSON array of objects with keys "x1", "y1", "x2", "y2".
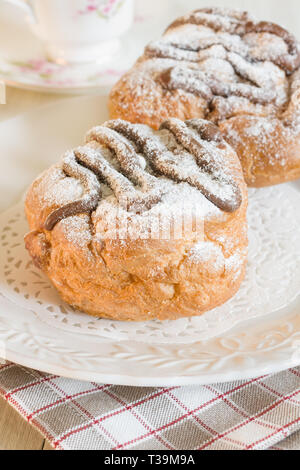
[
  {"x1": 44, "y1": 151, "x2": 101, "y2": 231},
  {"x1": 44, "y1": 119, "x2": 242, "y2": 231},
  {"x1": 146, "y1": 8, "x2": 300, "y2": 113},
  {"x1": 166, "y1": 8, "x2": 252, "y2": 34},
  {"x1": 159, "y1": 64, "x2": 276, "y2": 105},
  {"x1": 165, "y1": 8, "x2": 300, "y2": 71},
  {"x1": 158, "y1": 119, "x2": 242, "y2": 212}
]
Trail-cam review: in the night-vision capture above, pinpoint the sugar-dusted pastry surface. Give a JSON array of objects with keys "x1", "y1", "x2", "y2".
[
  {"x1": 109, "y1": 8, "x2": 300, "y2": 187},
  {"x1": 25, "y1": 119, "x2": 248, "y2": 321}
]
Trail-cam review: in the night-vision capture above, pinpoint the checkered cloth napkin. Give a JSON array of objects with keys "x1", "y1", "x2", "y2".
[{"x1": 0, "y1": 362, "x2": 299, "y2": 450}]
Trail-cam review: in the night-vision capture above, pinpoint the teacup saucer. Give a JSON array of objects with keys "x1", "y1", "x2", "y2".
[{"x1": 0, "y1": 1, "x2": 178, "y2": 94}]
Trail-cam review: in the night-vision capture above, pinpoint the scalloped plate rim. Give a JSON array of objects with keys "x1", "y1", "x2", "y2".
[{"x1": 0, "y1": 290, "x2": 299, "y2": 386}]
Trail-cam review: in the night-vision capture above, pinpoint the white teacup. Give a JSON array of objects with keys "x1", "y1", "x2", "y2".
[{"x1": 4, "y1": 0, "x2": 134, "y2": 64}]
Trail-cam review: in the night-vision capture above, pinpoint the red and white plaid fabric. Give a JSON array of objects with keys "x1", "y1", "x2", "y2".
[{"x1": 0, "y1": 362, "x2": 299, "y2": 450}]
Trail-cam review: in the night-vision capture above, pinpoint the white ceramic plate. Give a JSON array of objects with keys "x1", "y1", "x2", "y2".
[
  {"x1": 0, "y1": 0, "x2": 180, "y2": 94},
  {"x1": 0, "y1": 95, "x2": 299, "y2": 386}
]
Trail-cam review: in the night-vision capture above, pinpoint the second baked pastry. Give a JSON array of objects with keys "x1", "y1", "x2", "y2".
[{"x1": 109, "y1": 7, "x2": 300, "y2": 187}]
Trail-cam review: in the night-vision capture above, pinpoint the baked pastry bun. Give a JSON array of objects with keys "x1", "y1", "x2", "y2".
[
  {"x1": 109, "y1": 7, "x2": 300, "y2": 187},
  {"x1": 25, "y1": 118, "x2": 248, "y2": 321}
]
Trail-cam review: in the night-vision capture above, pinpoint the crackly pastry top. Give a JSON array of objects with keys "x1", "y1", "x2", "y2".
[
  {"x1": 39, "y1": 118, "x2": 244, "y2": 237},
  {"x1": 111, "y1": 7, "x2": 300, "y2": 129},
  {"x1": 145, "y1": 8, "x2": 300, "y2": 122}
]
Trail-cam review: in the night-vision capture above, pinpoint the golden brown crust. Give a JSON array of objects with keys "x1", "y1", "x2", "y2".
[
  {"x1": 24, "y1": 120, "x2": 248, "y2": 322},
  {"x1": 109, "y1": 9, "x2": 300, "y2": 187},
  {"x1": 25, "y1": 192, "x2": 248, "y2": 321},
  {"x1": 109, "y1": 59, "x2": 207, "y2": 130},
  {"x1": 220, "y1": 116, "x2": 300, "y2": 187}
]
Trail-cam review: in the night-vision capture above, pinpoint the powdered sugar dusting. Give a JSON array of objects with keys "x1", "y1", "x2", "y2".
[
  {"x1": 156, "y1": 15, "x2": 291, "y2": 112},
  {"x1": 37, "y1": 165, "x2": 83, "y2": 207},
  {"x1": 93, "y1": 180, "x2": 222, "y2": 241},
  {"x1": 224, "y1": 116, "x2": 293, "y2": 167},
  {"x1": 111, "y1": 7, "x2": 300, "y2": 141},
  {"x1": 186, "y1": 239, "x2": 245, "y2": 280},
  {"x1": 188, "y1": 241, "x2": 223, "y2": 266},
  {"x1": 59, "y1": 215, "x2": 92, "y2": 248},
  {"x1": 40, "y1": 117, "x2": 244, "y2": 244}
]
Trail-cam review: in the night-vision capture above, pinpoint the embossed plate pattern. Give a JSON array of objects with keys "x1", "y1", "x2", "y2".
[{"x1": 0, "y1": 293, "x2": 299, "y2": 386}]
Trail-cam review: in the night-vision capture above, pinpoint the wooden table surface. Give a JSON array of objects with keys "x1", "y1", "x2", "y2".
[{"x1": 0, "y1": 85, "x2": 71, "y2": 450}]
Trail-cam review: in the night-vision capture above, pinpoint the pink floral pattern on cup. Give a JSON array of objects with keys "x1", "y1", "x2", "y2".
[
  {"x1": 78, "y1": 0, "x2": 125, "y2": 19},
  {"x1": 10, "y1": 59, "x2": 75, "y2": 86},
  {"x1": 0, "y1": 0, "x2": 152, "y2": 91}
]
